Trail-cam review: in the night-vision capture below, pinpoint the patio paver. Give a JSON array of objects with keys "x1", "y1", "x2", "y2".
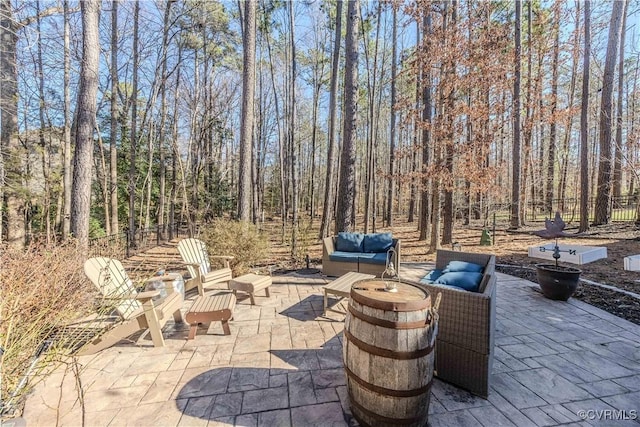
[{"x1": 21, "y1": 264, "x2": 640, "y2": 426}]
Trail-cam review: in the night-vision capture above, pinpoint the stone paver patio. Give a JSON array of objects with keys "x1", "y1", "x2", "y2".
[{"x1": 22, "y1": 264, "x2": 640, "y2": 426}]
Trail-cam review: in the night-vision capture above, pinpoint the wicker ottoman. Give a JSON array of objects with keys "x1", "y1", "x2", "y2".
[
  {"x1": 228, "y1": 273, "x2": 272, "y2": 305},
  {"x1": 185, "y1": 292, "x2": 236, "y2": 339}
]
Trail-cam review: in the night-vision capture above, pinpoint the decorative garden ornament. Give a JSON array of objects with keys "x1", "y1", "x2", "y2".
[{"x1": 533, "y1": 212, "x2": 582, "y2": 301}]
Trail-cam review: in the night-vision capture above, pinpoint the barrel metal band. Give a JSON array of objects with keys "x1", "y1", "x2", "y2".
[
  {"x1": 344, "y1": 328, "x2": 434, "y2": 360},
  {"x1": 350, "y1": 288, "x2": 430, "y2": 312},
  {"x1": 345, "y1": 365, "x2": 433, "y2": 397},
  {"x1": 348, "y1": 392, "x2": 424, "y2": 426},
  {"x1": 348, "y1": 305, "x2": 431, "y2": 329}
]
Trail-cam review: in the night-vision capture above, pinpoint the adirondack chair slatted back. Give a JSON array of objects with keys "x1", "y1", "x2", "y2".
[
  {"x1": 84, "y1": 257, "x2": 142, "y2": 319},
  {"x1": 177, "y1": 238, "x2": 211, "y2": 281}
]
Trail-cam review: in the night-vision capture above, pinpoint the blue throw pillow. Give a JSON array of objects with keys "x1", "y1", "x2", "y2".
[
  {"x1": 420, "y1": 269, "x2": 444, "y2": 284},
  {"x1": 434, "y1": 272, "x2": 483, "y2": 292},
  {"x1": 363, "y1": 233, "x2": 393, "y2": 253},
  {"x1": 336, "y1": 232, "x2": 364, "y2": 252},
  {"x1": 443, "y1": 261, "x2": 484, "y2": 273}
]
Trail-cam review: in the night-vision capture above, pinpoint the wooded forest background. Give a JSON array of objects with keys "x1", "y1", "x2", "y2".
[{"x1": 1, "y1": 0, "x2": 639, "y2": 255}]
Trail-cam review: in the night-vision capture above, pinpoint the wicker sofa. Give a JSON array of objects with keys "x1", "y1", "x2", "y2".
[
  {"x1": 415, "y1": 249, "x2": 496, "y2": 398},
  {"x1": 322, "y1": 233, "x2": 401, "y2": 277}
]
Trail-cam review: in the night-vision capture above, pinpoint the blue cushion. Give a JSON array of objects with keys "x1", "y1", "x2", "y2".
[
  {"x1": 363, "y1": 233, "x2": 393, "y2": 253},
  {"x1": 358, "y1": 252, "x2": 388, "y2": 265},
  {"x1": 420, "y1": 269, "x2": 444, "y2": 284},
  {"x1": 336, "y1": 232, "x2": 364, "y2": 252},
  {"x1": 434, "y1": 272, "x2": 484, "y2": 292},
  {"x1": 329, "y1": 251, "x2": 361, "y2": 262},
  {"x1": 443, "y1": 261, "x2": 484, "y2": 273}
]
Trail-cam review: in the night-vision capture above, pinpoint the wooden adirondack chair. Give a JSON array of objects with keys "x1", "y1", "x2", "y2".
[
  {"x1": 177, "y1": 238, "x2": 233, "y2": 295},
  {"x1": 73, "y1": 257, "x2": 184, "y2": 355}
]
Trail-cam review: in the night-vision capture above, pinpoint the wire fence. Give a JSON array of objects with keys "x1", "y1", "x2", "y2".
[
  {"x1": 462, "y1": 195, "x2": 638, "y2": 226},
  {"x1": 88, "y1": 223, "x2": 194, "y2": 258}
]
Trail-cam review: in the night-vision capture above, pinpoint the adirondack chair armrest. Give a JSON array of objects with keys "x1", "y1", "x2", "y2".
[
  {"x1": 96, "y1": 289, "x2": 161, "y2": 306},
  {"x1": 98, "y1": 293, "x2": 142, "y2": 301},
  {"x1": 144, "y1": 274, "x2": 177, "y2": 283},
  {"x1": 182, "y1": 262, "x2": 201, "y2": 268},
  {"x1": 180, "y1": 261, "x2": 203, "y2": 280},
  {"x1": 135, "y1": 290, "x2": 162, "y2": 303},
  {"x1": 210, "y1": 255, "x2": 234, "y2": 269}
]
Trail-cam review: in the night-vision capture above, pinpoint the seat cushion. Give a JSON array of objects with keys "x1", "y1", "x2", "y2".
[
  {"x1": 358, "y1": 252, "x2": 388, "y2": 265},
  {"x1": 363, "y1": 233, "x2": 393, "y2": 253},
  {"x1": 329, "y1": 251, "x2": 361, "y2": 262},
  {"x1": 420, "y1": 269, "x2": 444, "y2": 284},
  {"x1": 336, "y1": 232, "x2": 365, "y2": 252},
  {"x1": 443, "y1": 261, "x2": 484, "y2": 273},
  {"x1": 434, "y1": 272, "x2": 484, "y2": 292}
]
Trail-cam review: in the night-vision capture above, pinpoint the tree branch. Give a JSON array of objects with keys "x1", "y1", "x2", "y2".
[{"x1": 18, "y1": 6, "x2": 74, "y2": 28}]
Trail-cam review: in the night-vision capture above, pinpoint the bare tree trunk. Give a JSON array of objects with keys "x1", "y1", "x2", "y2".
[
  {"x1": 319, "y1": 0, "x2": 343, "y2": 239},
  {"x1": 128, "y1": 1, "x2": 139, "y2": 247},
  {"x1": 109, "y1": 0, "x2": 119, "y2": 235},
  {"x1": 143, "y1": 127, "x2": 154, "y2": 230},
  {"x1": 442, "y1": 1, "x2": 456, "y2": 246},
  {"x1": 419, "y1": 13, "x2": 432, "y2": 241},
  {"x1": 546, "y1": 0, "x2": 560, "y2": 213},
  {"x1": 309, "y1": 73, "x2": 320, "y2": 224},
  {"x1": 169, "y1": 47, "x2": 183, "y2": 239},
  {"x1": 579, "y1": 1, "x2": 590, "y2": 233},
  {"x1": 386, "y1": 5, "x2": 398, "y2": 227},
  {"x1": 336, "y1": 0, "x2": 359, "y2": 232},
  {"x1": 521, "y1": 0, "x2": 533, "y2": 222},
  {"x1": 238, "y1": 0, "x2": 256, "y2": 222},
  {"x1": 36, "y1": 0, "x2": 52, "y2": 242},
  {"x1": 559, "y1": 3, "x2": 580, "y2": 206},
  {"x1": 157, "y1": 0, "x2": 172, "y2": 239},
  {"x1": 308, "y1": 28, "x2": 327, "y2": 225},
  {"x1": 264, "y1": 31, "x2": 287, "y2": 239},
  {"x1": 529, "y1": 48, "x2": 544, "y2": 220},
  {"x1": 97, "y1": 131, "x2": 111, "y2": 235},
  {"x1": 62, "y1": 0, "x2": 72, "y2": 239},
  {"x1": 594, "y1": 0, "x2": 625, "y2": 225},
  {"x1": 0, "y1": 0, "x2": 26, "y2": 248},
  {"x1": 363, "y1": 1, "x2": 382, "y2": 234},
  {"x1": 410, "y1": 19, "x2": 420, "y2": 225},
  {"x1": 71, "y1": 0, "x2": 101, "y2": 248},
  {"x1": 510, "y1": 0, "x2": 522, "y2": 229},
  {"x1": 612, "y1": 0, "x2": 628, "y2": 205},
  {"x1": 289, "y1": 0, "x2": 299, "y2": 256}
]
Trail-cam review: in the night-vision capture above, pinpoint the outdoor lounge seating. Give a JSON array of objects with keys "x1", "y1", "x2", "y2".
[
  {"x1": 177, "y1": 238, "x2": 233, "y2": 295},
  {"x1": 416, "y1": 249, "x2": 496, "y2": 398},
  {"x1": 77, "y1": 257, "x2": 184, "y2": 355},
  {"x1": 322, "y1": 232, "x2": 401, "y2": 277}
]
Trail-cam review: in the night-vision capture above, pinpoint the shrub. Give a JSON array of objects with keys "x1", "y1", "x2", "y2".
[
  {"x1": 200, "y1": 219, "x2": 269, "y2": 276},
  {"x1": 292, "y1": 217, "x2": 315, "y2": 264},
  {"x1": 0, "y1": 241, "x2": 95, "y2": 418}
]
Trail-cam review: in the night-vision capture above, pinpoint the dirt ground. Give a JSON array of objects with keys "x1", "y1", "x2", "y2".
[{"x1": 265, "y1": 219, "x2": 640, "y2": 325}]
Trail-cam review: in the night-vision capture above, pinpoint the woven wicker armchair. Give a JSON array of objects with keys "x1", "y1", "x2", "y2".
[{"x1": 416, "y1": 249, "x2": 496, "y2": 398}]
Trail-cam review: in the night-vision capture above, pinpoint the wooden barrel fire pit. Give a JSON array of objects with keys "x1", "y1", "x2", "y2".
[{"x1": 343, "y1": 279, "x2": 439, "y2": 427}]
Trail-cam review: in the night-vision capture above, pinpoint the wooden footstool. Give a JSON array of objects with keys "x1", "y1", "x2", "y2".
[
  {"x1": 228, "y1": 273, "x2": 272, "y2": 305},
  {"x1": 185, "y1": 292, "x2": 236, "y2": 339}
]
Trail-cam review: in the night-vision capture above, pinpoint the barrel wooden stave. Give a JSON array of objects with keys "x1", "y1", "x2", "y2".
[
  {"x1": 347, "y1": 377, "x2": 431, "y2": 426},
  {"x1": 344, "y1": 280, "x2": 437, "y2": 427}
]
